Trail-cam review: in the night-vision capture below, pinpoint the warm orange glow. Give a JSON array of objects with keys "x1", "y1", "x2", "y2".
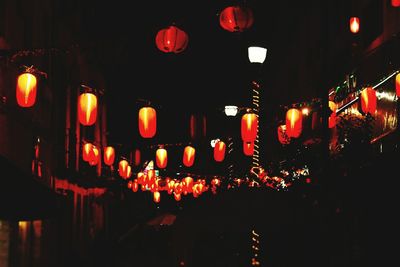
[
  {"x1": 16, "y1": 73, "x2": 37, "y2": 107},
  {"x1": 392, "y1": 0, "x2": 400, "y2": 7},
  {"x1": 132, "y1": 180, "x2": 139, "y2": 192},
  {"x1": 350, "y1": 17, "x2": 360, "y2": 33},
  {"x1": 89, "y1": 146, "x2": 99, "y2": 166},
  {"x1": 213, "y1": 141, "x2": 226, "y2": 162},
  {"x1": 219, "y1": 6, "x2": 254, "y2": 32},
  {"x1": 156, "y1": 148, "x2": 168, "y2": 169},
  {"x1": 360, "y1": 87, "x2": 377, "y2": 115},
  {"x1": 182, "y1": 177, "x2": 194, "y2": 192},
  {"x1": 78, "y1": 93, "x2": 97, "y2": 126},
  {"x1": 285, "y1": 108, "x2": 302, "y2": 138},
  {"x1": 138, "y1": 107, "x2": 157, "y2": 138},
  {"x1": 396, "y1": 73, "x2": 400, "y2": 97},
  {"x1": 153, "y1": 191, "x2": 161, "y2": 203},
  {"x1": 118, "y1": 159, "x2": 130, "y2": 179},
  {"x1": 241, "y1": 113, "x2": 258, "y2": 142},
  {"x1": 103, "y1": 146, "x2": 115, "y2": 166},
  {"x1": 183, "y1": 146, "x2": 196, "y2": 167},
  {"x1": 328, "y1": 101, "x2": 337, "y2": 128},
  {"x1": 174, "y1": 193, "x2": 181, "y2": 201},
  {"x1": 82, "y1": 143, "x2": 94, "y2": 162},
  {"x1": 277, "y1": 125, "x2": 290, "y2": 144},
  {"x1": 243, "y1": 141, "x2": 254, "y2": 156}
]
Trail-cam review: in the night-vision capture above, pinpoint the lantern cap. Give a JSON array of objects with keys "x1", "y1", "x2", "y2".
[{"x1": 224, "y1": 105, "x2": 238, "y2": 116}]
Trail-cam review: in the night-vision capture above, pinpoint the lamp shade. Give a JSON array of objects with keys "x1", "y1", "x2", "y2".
[
  {"x1": 138, "y1": 107, "x2": 157, "y2": 138},
  {"x1": 78, "y1": 93, "x2": 97, "y2": 126},
  {"x1": 349, "y1": 17, "x2": 360, "y2": 33},
  {"x1": 248, "y1": 46, "x2": 267, "y2": 63},
  {"x1": 224, "y1": 105, "x2": 238, "y2": 116},
  {"x1": 16, "y1": 72, "x2": 37, "y2": 107}
]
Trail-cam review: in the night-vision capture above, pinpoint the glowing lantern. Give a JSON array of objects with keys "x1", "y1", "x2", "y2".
[
  {"x1": 182, "y1": 177, "x2": 194, "y2": 193},
  {"x1": 132, "y1": 180, "x2": 139, "y2": 192},
  {"x1": 248, "y1": 46, "x2": 267, "y2": 64},
  {"x1": 88, "y1": 146, "x2": 99, "y2": 166},
  {"x1": 360, "y1": 87, "x2": 377, "y2": 115},
  {"x1": 396, "y1": 73, "x2": 400, "y2": 97},
  {"x1": 103, "y1": 146, "x2": 115, "y2": 166},
  {"x1": 349, "y1": 17, "x2": 360, "y2": 33},
  {"x1": 118, "y1": 160, "x2": 130, "y2": 179},
  {"x1": 277, "y1": 125, "x2": 290, "y2": 145},
  {"x1": 156, "y1": 148, "x2": 168, "y2": 169},
  {"x1": 78, "y1": 93, "x2": 97, "y2": 126},
  {"x1": 190, "y1": 114, "x2": 207, "y2": 140},
  {"x1": 214, "y1": 141, "x2": 226, "y2": 162},
  {"x1": 174, "y1": 193, "x2": 181, "y2": 201},
  {"x1": 155, "y1": 26, "x2": 188, "y2": 53},
  {"x1": 82, "y1": 143, "x2": 94, "y2": 162},
  {"x1": 224, "y1": 105, "x2": 238, "y2": 116},
  {"x1": 392, "y1": 0, "x2": 400, "y2": 7},
  {"x1": 183, "y1": 146, "x2": 196, "y2": 167},
  {"x1": 219, "y1": 6, "x2": 254, "y2": 32},
  {"x1": 286, "y1": 108, "x2": 302, "y2": 138},
  {"x1": 328, "y1": 101, "x2": 337, "y2": 128},
  {"x1": 16, "y1": 73, "x2": 37, "y2": 107},
  {"x1": 241, "y1": 113, "x2": 258, "y2": 142},
  {"x1": 153, "y1": 191, "x2": 161, "y2": 203},
  {"x1": 243, "y1": 141, "x2": 254, "y2": 156},
  {"x1": 138, "y1": 107, "x2": 156, "y2": 138}
]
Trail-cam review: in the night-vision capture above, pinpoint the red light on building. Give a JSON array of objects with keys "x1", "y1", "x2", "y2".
[{"x1": 360, "y1": 87, "x2": 377, "y2": 115}]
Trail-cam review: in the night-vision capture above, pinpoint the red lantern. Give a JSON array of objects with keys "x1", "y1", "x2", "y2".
[
  {"x1": 189, "y1": 114, "x2": 207, "y2": 140},
  {"x1": 241, "y1": 113, "x2": 258, "y2": 142},
  {"x1": 360, "y1": 87, "x2": 377, "y2": 115},
  {"x1": 286, "y1": 108, "x2": 302, "y2": 138},
  {"x1": 182, "y1": 177, "x2": 194, "y2": 193},
  {"x1": 132, "y1": 180, "x2": 139, "y2": 192},
  {"x1": 174, "y1": 193, "x2": 181, "y2": 201},
  {"x1": 183, "y1": 146, "x2": 195, "y2": 167},
  {"x1": 396, "y1": 73, "x2": 400, "y2": 97},
  {"x1": 219, "y1": 6, "x2": 254, "y2": 32},
  {"x1": 392, "y1": 0, "x2": 400, "y2": 7},
  {"x1": 16, "y1": 72, "x2": 37, "y2": 107},
  {"x1": 156, "y1": 148, "x2": 168, "y2": 169},
  {"x1": 214, "y1": 141, "x2": 226, "y2": 162},
  {"x1": 277, "y1": 125, "x2": 290, "y2": 145},
  {"x1": 155, "y1": 26, "x2": 188, "y2": 53},
  {"x1": 243, "y1": 141, "x2": 254, "y2": 156},
  {"x1": 138, "y1": 107, "x2": 157, "y2": 138},
  {"x1": 328, "y1": 101, "x2": 337, "y2": 128},
  {"x1": 118, "y1": 160, "x2": 131, "y2": 179},
  {"x1": 349, "y1": 17, "x2": 360, "y2": 33},
  {"x1": 88, "y1": 146, "x2": 100, "y2": 166},
  {"x1": 103, "y1": 146, "x2": 115, "y2": 166},
  {"x1": 153, "y1": 191, "x2": 161, "y2": 203},
  {"x1": 82, "y1": 143, "x2": 94, "y2": 162},
  {"x1": 78, "y1": 93, "x2": 97, "y2": 126}
]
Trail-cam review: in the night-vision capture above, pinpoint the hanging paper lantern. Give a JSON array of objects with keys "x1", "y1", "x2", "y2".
[
  {"x1": 82, "y1": 143, "x2": 96, "y2": 162},
  {"x1": 241, "y1": 113, "x2": 258, "y2": 142},
  {"x1": 16, "y1": 72, "x2": 37, "y2": 107},
  {"x1": 155, "y1": 25, "x2": 189, "y2": 53},
  {"x1": 328, "y1": 101, "x2": 337, "y2": 128},
  {"x1": 78, "y1": 93, "x2": 97, "y2": 126},
  {"x1": 349, "y1": 17, "x2": 360, "y2": 33},
  {"x1": 153, "y1": 191, "x2": 161, "y2": 203},
  {"x1": 277, "y1": 125, "x2": 290, "y2": 145},
  {"x1": 286, "y1": 108, "x2": 302, "y2": 138},
  {"x1": 118, "y1": 159, "x2": 131, "y2": 179},
  {"x1": 183, "y1": 146, "x2": 195, "y2": 167},
  {"x1": 392, "y1": 0, "x2": 400, "y2": 7},
  {"x1": 214, "y1": 141, "x2": 226, "y2": 162},
  {"x1": 132, "y1": 180, "x2": 139, "y2": 192},
  {"x1": 219, "y1": 6, "x2": 254, "y2": 32},
  {"x1": 243, "y1": 141, "x2": 254, "y2": 156},
  {"x1": 156, "y1": 148, "x2": 168, "y2": 169},
  {"x1": 189, "y1": 114, "x2": 207, "y2": 140},
  {"x1": 88, "y1": 146, "x2": 100, "y2": 166},
  {"x1": 360, "y1": 87, "x2": 377, "y2": 115},
  {"x1": 182, "y1": 177, "x2": 194, "y2": 193},
  {"x1": 395, "y1": 73, "x2": 400, "y2": 97},
  {"x1": 138, "y1": 107, "x2": 157, "y2": 138},
  {"x1": 103, "y1": 146, "x2": 115, "y2": 166}
]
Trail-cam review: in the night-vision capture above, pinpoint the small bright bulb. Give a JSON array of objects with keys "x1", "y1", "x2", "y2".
[
  {"x1": 210, "y1": 138, "x2": 220, "y2": 148},
  {"x1": 248, "y1": 46, "x2": 267, "y2": 63},
  {"x1": 301, "y1": 107, "x2": 310, "y2": 116},
  {"x1": 224, "y1": 105, "x2": 238, "y2": 116}
]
